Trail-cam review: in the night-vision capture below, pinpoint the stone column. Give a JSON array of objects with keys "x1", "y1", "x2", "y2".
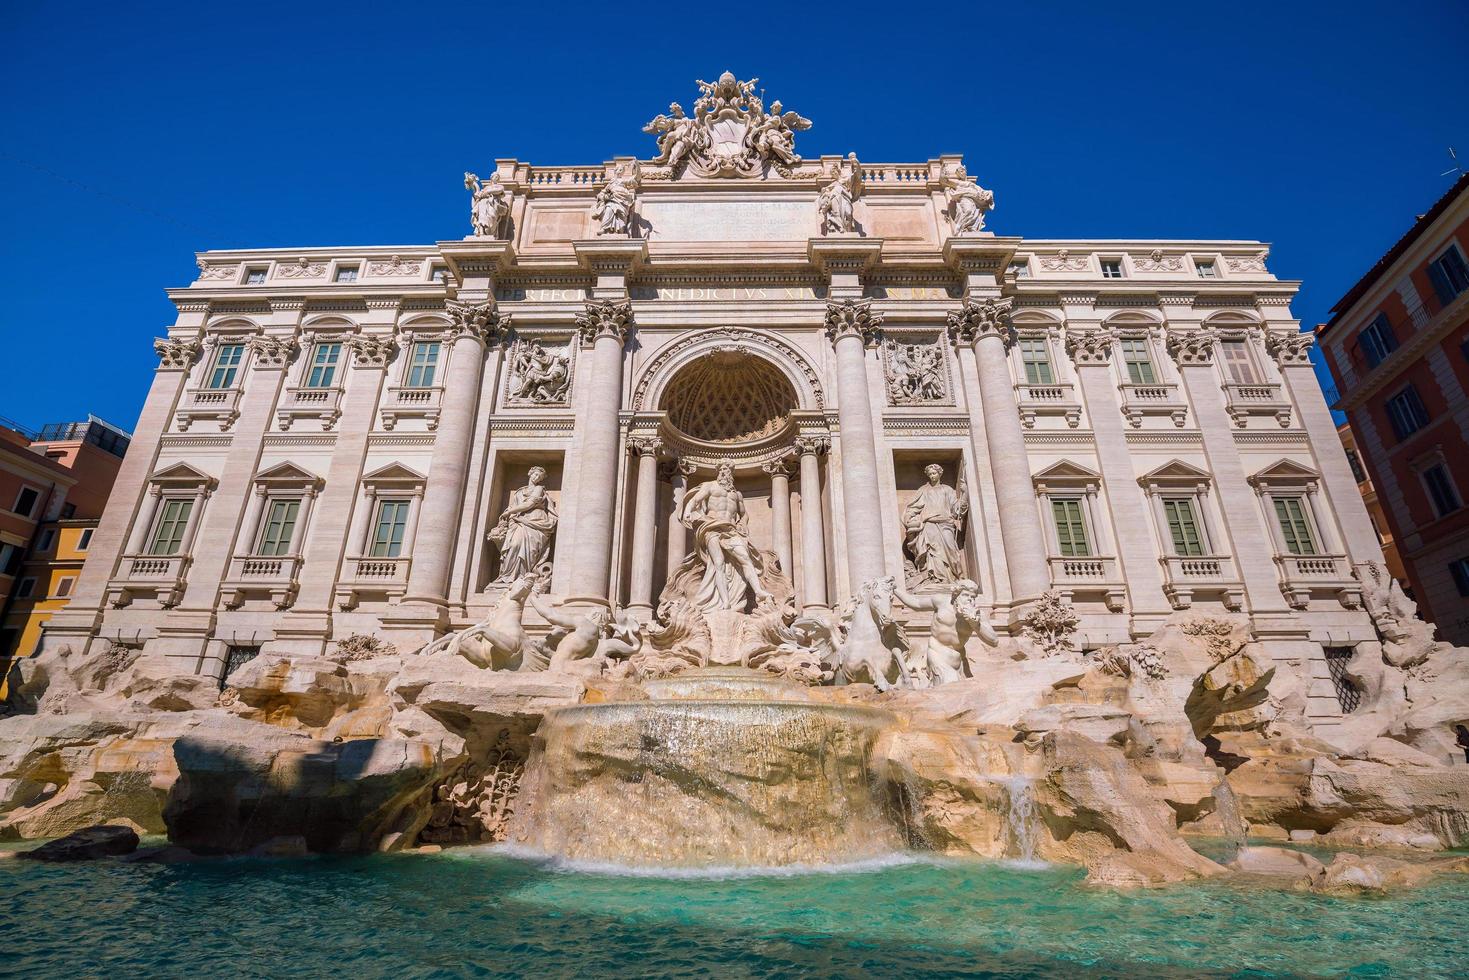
[
  {"x1": 825, "y1": 300, "x2": 888, "y2": 588},
  {"x1": 400, "y1": 302, "x2": 503, "y2": 611},
  {"x1": 949, "y1": 298, "x2": 1051, "y2": 602},
  {"x1": 1268, "y1": 329, "x2": 1383, "y2": 565},
  {"x1": 239, "y1": 486, "x2": 269, "y2": 556},
  {"x1": 763, "y1": 453, "x2": 795, "y2": 582},
  {"x1": 796, "y1": 435, "x2": 830, "y2": 612},
  {"x1": 1167, "y1": 328, "x2": 1291, "y2": 615},
  {"x1": 663, "y1": 457, "x2": 694, "y2": 577},
  {"x1": 626, "y1": 435, "x2": 662, "y2": 617},
  {"x1": 1065, "y1": 327, "x2": 1170, "y2": 617},
  {"x1": 565, "y1": 300, "x2": 633, "y2": 604}
]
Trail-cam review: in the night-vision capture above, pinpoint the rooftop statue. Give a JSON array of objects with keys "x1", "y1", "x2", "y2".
[
  {"x1": 942, "y1": 163, "x2": 995, "y2": 234},
  {"x1": 642, "y1": 71, "x2": 812, "y2": 178},
  {"x1": 592, "y1": 162, "x2": 640, "y2": 235},
  {"x1": 464, "y1": 171, "x2": 513, "y2": 239},
  {"x1": 817, "y1": 155, "x2": 861, "y2": 235}
]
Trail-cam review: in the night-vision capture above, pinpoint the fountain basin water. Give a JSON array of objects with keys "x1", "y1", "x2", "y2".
[{"x1": 507, "y1": 669, "x2": 904, "y2": 868}]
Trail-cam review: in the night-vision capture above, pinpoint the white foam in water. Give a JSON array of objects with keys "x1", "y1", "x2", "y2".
[{"x1": 449, "y1": 842, "x2": 952, "y2": 880}]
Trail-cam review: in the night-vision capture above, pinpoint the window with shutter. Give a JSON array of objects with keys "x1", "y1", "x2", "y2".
[
  {"x1": 1051, "y1": 499, "x2": 1090, "y2": 557},
  {"x1": 1120, "y1": 338, "x2": 1156, "y2": 383},
  {"x1": 1163, "y1": 498, "x2": 1206, "y2": 556},
  {"x1": 1428, "y1": 245, "x2": 1469, "y2": 307},
  {"x1": 1220, "y1": 340, "x2": 1262, "y2": 384},
  {"x1": 148, "y1": 499, "x2": 194, "y2": 555},
  {"x1": 257, "y1": 498, "x2": 301, "y2": 556},
  {"x1": 1020, "y1": 337, "x2": 1054, "y2": 384},
  {"x1": 371, "y1": 500, "x2": 411, "y2": 557},
  {"x1": 1273, "y1": 496, "x2": 1318, "y2": 555}
]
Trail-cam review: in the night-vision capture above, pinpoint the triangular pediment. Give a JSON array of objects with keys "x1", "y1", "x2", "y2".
[
  {"x1": 361, "y1": 462, "x2": 426, "y2": 485},
  {"x1": 1249, "y1": 458, "x2": 1320, "y2": 485},
  {"x1": 1033, "y1": 460, "x2": 1102, "y2": 484},
  {"x1": 1140, "y1": 459, "x2": 1213, "y2": 485},
  {"x1": 254, "y1": 461, "x2": 322, "y2": 485},
  {"x1": 150, "y1": 462, "x2": 214, "y2": 486}
]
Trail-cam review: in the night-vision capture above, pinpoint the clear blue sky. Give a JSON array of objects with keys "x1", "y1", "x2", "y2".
[{"x1": 3, "y1": 1, "x2": 1466, "y2": 431}]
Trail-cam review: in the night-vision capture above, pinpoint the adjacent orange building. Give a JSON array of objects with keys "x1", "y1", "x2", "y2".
[
  {"x1": 0, "y1": 418, "x2": 130, "y2": 665},
  {"x1": 1319, "y1": 173, "x2": 1469, "y2": 642}
]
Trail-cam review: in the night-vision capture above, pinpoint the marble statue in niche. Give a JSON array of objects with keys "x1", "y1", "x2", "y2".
[
  {"x1": 902, "y1": 464, "x2": 969, "y2": 589},
  {"x1": 592, "y1": 163, "x2": 640, "y2": 235},
  {"x1": 488, "y1": 467, "x2": 557, "y2": 582},
  {"x1": 465, "y1": 172, "x2": 513, "y2": 239},
  {"x1": 884, "y1": 339, "x2": 948, "y2": 404},
  {"x1": 508, "y1": 340, "x2": 571, "y2": 404},
  {"x1": 942, "y1": 163, "x2": 994, "y2": 235},
  {"x1": 677, "y1": 460, "x2": 774, "y2": 611}
]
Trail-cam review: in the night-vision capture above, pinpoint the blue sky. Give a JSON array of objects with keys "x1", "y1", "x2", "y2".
[{"x1": 3, "y1": 1, "x2": 1466, "y2": 431}]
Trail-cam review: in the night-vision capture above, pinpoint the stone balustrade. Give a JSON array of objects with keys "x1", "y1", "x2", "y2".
[
  {"x1": 1118, "y1": 382, "x2": 1188, "y2": 428},
  {"x1": 379, "y1": 385, "x2": 444, "y2": 430},
  {"x1": 1158, "y1": 554, "x2": 1244, "y2": 611},
  {"x1": 1221, "y1": 382, "x2": 1292, "y2": 427}
]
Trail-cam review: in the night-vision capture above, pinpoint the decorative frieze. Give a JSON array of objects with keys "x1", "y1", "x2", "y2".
[
  {"x1": 367, "y1": 255, "x2": 423, "y2": 276},
  {"x1": 1039, "y1": 250, "x2": 1089, "y2": 272},
  {"x1": 196, "y1": 260, "x2": 237, "y2": 281},
  {"x1": 1226, "y1": 252, "x2": 1269, "y2": 273},
  {"x1": 277, "y1": 257, "x2": 327, "y2": 279},
  {"x1": 1132, "y1": 249, "x2": 1184, "y2": 273}
]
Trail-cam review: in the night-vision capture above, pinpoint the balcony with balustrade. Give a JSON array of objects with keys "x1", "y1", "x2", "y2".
[
  {"x1": 221, "y1": 554, "x2": 304, "y2": 609},
  {"x1": 379, "y1": 386, "x2": 443, "y2": 431},
  {"x1": 106, "y1": 553, "x2": 191, "y2": 609},
  {"x1": 1274, "y1": 553, "x2": 1360, "y2": 609},
  {"x1": 1222, "y1": 382, "x2": 1292, "y2": 428},
  {"x1": 1158, "y1": 554, "x2": 1244, "y2": 610},
  {"x1": 334, "y1": 555, "x2": 412, "y2": 610},
  {"x1": 174, "y1": 387, "x2": 243, "y2": 431},
  {"x1": 1119, "y1": 382, "x2": 1188, "y2": 428},
  {"x1": 1047, "y1": 555, "x2": 1126, "y2": 611},
  {"x1": 276, "y1": 386, "x2": 344, "y2": 431},
  {"x1": 1015, "y1": 382, "x2": 1082, "y2": 428}
]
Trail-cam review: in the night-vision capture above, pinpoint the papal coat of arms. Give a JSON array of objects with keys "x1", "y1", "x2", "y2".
[{"x1": 642, "y1": 71, "x2": 813, "y2": 178}]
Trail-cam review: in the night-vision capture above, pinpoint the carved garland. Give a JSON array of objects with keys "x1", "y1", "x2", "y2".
[{"x1": 631, "y1": 326, "x2": 826, "y2": 411}]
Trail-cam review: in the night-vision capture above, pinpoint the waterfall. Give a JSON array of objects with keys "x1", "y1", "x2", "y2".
[{"x1": 998, "y1": 776, "x2": 1041, "y2": 866}]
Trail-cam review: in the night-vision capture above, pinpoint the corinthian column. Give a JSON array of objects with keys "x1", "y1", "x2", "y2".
[
  {"x1": 402, "y1": 300, "x2": 505, "y2": 606},
  {"x1": 763, "y1": 453, "x2": 795, "y2": 583},
  {"x1": 663, "y1": 457, "x2": 694, "y2": 577},
  {"x1": 565, "y1": 299, "x2": 632, "y2": 604},
  {"x1": 626, "y1": 435, "x2": 662, "y2": 617},
  {"x1": 949, "y1": 298, "x2": 1051, "y2": 602},
  {"x1": 825, "y1": 300, "x2": 888, "y2": 587},
  {"x1": 796, "y1": 437, "x2": 831, "y2": 611}
]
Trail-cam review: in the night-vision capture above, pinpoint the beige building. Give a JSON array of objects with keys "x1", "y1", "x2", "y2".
[{"x1": 42, "y1": 73, "x2": 1389, "y2": 733}]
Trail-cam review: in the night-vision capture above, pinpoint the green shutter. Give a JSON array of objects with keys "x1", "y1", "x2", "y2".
[
  {"x1": 1274, "y1": 497, "x2": 1317, "y2": 555},
  {"x1": 1163, "y1": 499, "x2": 1204, "y2": 556},
  {"x1": 1052, "y1": 499, "x2": 1090, "y2": 557},
  {"x1": 258, "y1": 499, "x2": 300, "y2": 556},
  {"x1": 149, "y1": 499, "x2": 193, "y2": 555}
]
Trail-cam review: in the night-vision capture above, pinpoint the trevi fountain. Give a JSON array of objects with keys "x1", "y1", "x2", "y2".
[{"x1": 4, "y1": 72, "x2": 1469, "y2": 977}]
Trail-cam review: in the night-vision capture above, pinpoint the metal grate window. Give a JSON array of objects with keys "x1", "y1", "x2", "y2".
[
  {"x1": 221, "y1": 645, "x2": 259, "y2": 689},
  {"x1": 1323, "y1": 646, "x2": 1362, "y2": 714}
]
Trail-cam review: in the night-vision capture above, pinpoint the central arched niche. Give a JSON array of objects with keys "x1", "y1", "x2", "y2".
[{"x1": 660, "y1": 351, "x2": 798, "y2": 444}]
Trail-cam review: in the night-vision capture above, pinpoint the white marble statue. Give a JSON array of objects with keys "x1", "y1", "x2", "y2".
[
  {"x1": 678, "y1": 460, "x2": 774, "y2": 611},
  {"x1": 832, "y1": 577, "x2": 911, "y2": 692},
  {"x1": 895, "y1": 578, "x2": 998, "y2": 686},
  {"x1": 592, "y1": 164, "x2": 639, "y2": 236},
  {"x1": 748, "y1": 100, "x2": 809, "y2": 167},
  {"x1": 510, "y1": 341, "x2": 570, "y2": 403},
  {"x1": 488, "y1": 467, "x2": 557, "y2": 583},
  {"x1": 528, "y1": 595, "x2": 642, "y2": 675},
  {"x1": 902, "y1": 464, "x2": 969, "y2": 589},
  {"x1": 817, "y1": 156, "x2": 859, "y2": 235},
  {"x1": 942, "y1": 164, "x2": 994, "y2": 235},
  {"x1": 465, "y1": 171, "x2": 513, "y2": 238},
  {"x1": 642, "y1": 103, "x2": 708, "y2": 171},
  {"x1": 422, "y1": 574, "x2": 536, "y2": 670}
]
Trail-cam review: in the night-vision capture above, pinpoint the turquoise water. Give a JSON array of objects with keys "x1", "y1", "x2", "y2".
[{"x1": 3, "y1": 845, "x2": 1468, "y2": 978}]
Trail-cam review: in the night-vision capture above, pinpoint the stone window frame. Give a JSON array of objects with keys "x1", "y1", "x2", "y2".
[
  {"x1": 237, "y1": 463, "x2": 324, "y2": 559},
  {"x1": 331, "y1": 260, "x2": 361, "y2": 284},
  {"x1": 1408, "y1": 445, "x2": 1464, "y2": 521},
  {"x1": 126, "y1": 463, "x2": 216, "y2": 560},
  {"x1": 1099, "y1": 256, "x2": 1126, "y2": 279},
  {"x1": 1247, "y1": 459, "x2": 1340, "y2": 560},
  {"x1": 243, "y1": 266, "x2": 269, "y2": 285},
  {"x1": 191, "y1": 322, "x2": 263, "y2": 391},
  {"x1": 1137, "y1": 460, "x2": 1227, "y2": 560},
  {"x1": 1007, "y1": 320, "x2": 1065, "y2": 386},
  {"x1": 1194, "y1": 256, "x2": 1219, "y2": 279},
  {"x1": 1033, "y1": 461, "x2": 1113, "y2": 561},
  {"x1": 349, "y1": 463, "x2": 427, "y2": 562}
]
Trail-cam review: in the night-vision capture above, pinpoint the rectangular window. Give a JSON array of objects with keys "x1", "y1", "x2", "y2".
[
  {"x1": 1273, "y1": 496, "x2": 1318, "y2": 556},
  {"x1": 77, "y1": 528, "x2": 93, "y2": 551},
  {"x1": 1344, "y1": 448, "x2": 1367, "y2": 484},
  {"x1": 334, "y1": 265, "x2": 359, "y2": 283},
  {"x1": 1385, "y1": 384, "x2": 1431, "y2": 440},
  {"x1": 36, "y1": 528, "x2": 54, "y2": 552},
  {"x1": 148, "y1": 498, "x2": 194, "y2": 556},
  {"x1": 256, "y1": 498, "x2": 301, "y2": 556},
  {"x1": 208, "y1": 343, "x2": 245, "y2": 389},
  {"x1": 222, "y1": 646, "x2": 260, "y2": 689},
  {"x1": 55, "y1": 576, "x2": 74, "y2": 598},
  {"x1": 370, "y1": 499, "x2": 410, "y2": 558},
  {"x1": 305, "y1": 342, "x2": 342, "y2": 388},
  {"x1": 1020, "y1": 337, "x2": 1054, "y2": 384},
  {"x1": 1451, "y1": 558, "x2": 1469, "y2": 597},
  {"x1": 406, "y1": 342, "x2": 441, "y2": 388},
  {"x1": 16, "y1": 577, "x2": 35, "y2": 599},
  {"x1": 430, "y1": 265, "x2": 448, "y2": 284},
  {"x1": 1100, "y1": 259, "x2": 1124, "y2": 279},
  {"x1": 13, "y1": 486, "x2": 39, "y2": 518},
  {"x1": 1427, "y1": 245, "x2": 1469, "y2": 307},
  {"x1": 1220, "y1": 339, "x2": 1263, "y2": 384},
  {"x1": 1009, "y1": 260, "x2": 1030, "y2": 279},
  {"x1": 1422, "y1": 463, "x2": 1461, "y2": 517},
  {"x1": 1358, "y1": 313, "x2": 1399, "y2": 369},
  {"x1": 0, "y1": 544, "x2": 20, "y2": 576},
  {"x1": 245, "y1": 268, "x2": 267, "y2": 285},
  {"x1": 1163, "y1": 498, "x2": 1206, "y2": 556},
  {"x1": 1120, "y1": 338, "x2": 1156, "y2": 384},
  {"x1": 1051, "y1": 498, "x2": 1091, "y2": 557},
  {"x1": 1196, "y1": 260, "x2": 1217, "y2": 278}
]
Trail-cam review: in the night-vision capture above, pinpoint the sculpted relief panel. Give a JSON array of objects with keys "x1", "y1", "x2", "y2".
[
  {"x1": 882, "y1": 336, "x2": 951, "y2": 406},
  {"x1": 504, "y1": 338, "x2": 572, "y2": 405}
]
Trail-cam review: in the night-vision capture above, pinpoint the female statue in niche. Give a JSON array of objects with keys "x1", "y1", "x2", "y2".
[
  {"x1": 489, "y1": 466, "x2": 557, "y2": 582},
  {"x1": 901, "y1": 463, "x2": 968, "y2": 589}
]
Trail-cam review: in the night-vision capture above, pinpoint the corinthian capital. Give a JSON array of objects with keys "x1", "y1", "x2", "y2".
[
  {"x1": 945, "y1": 297, "x2": 1015, "y2": 348},
  {"x1": 1166, "y1": 328, "x2": 1217, "y2": 366},
  {"x1": 824, "y1": 299, "x2": 883, "y2": 346},
  {"x1": 1064, "y1": 328, "x2": 1117, "y2": 366},
  {"x1": 576, "y1": 299, "x2": 633, "y2": 346},
  {"x1": 445, "y1": 298, "x2": 510, "y2": 344},
  {"x1": 794, "y1": 434, "x2": 831, "y2": 456},
  {"x1": 348, "y1": 333, "x2": 396, "y2": 368},
  {"x1": 248, "y1": 335, "x2": 299, "y2": 369},
  {"x1": 628, "y1": 435, "x2": 663, "y2": 458},
  {"x1": 1265, "y1": 329, "x2": 1314, "y2": 367},
  {"x1": 153, "y1": 337, "x2": 200, "y2": 370}
]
